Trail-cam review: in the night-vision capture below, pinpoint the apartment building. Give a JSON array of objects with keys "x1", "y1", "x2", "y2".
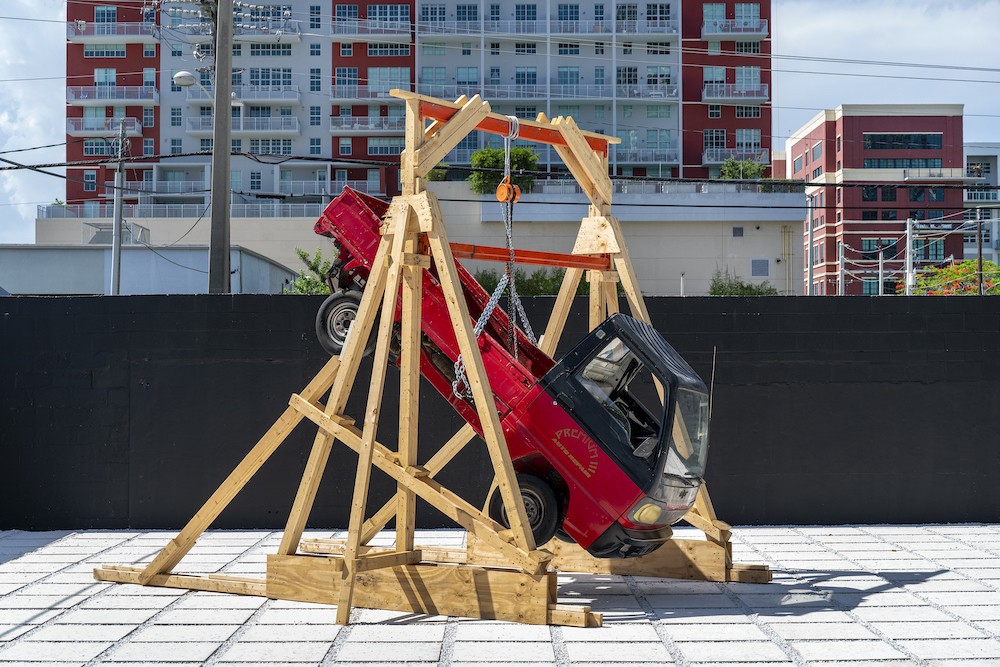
[
  {"x1": 963, "y1": 143, "x2": 999, "y2": 266},
  {"x1": 785, "y1": 105, "x2": 970, "y2": 296}
]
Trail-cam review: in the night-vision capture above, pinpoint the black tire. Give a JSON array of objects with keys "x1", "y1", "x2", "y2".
[
  {"x1": 489, "y1": 474, "x2": 560, "y2": 546},
  {"x1": 315, "y1": 290, "x2": 371, "y2": 357}
]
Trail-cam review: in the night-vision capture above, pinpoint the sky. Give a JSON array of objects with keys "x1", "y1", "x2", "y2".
[{"x1": 1, "y1": 0, "x2": 999, "y2": 243}]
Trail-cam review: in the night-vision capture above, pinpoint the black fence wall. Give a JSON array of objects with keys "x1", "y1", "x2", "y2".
[{"x1": 2, "y1": 295, "x2": 998, "y2": 529}]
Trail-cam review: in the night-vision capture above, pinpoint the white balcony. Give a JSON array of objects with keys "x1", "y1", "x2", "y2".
[
  {"x1": 550, "y1": 19, "x2": 611, "y2": 34},
  {"x1": 702, "y1": 83, "x2": 769, "y2": 103},
  {"x1": 330, "y1": 85, "x2": 407, "y2": 102},
  {"x1": 329, "y1": 116, "x2": 406, "y2": 133},
  {"x1": 703, "y1": 148, "x2": 768, "y2": 165},
  {"x1": 965, "y1": 189, "x2": 1000, "y2": 201},
  {"x1": 278, "y1": 181, "x2": 329, "y2": 196},
  {"x1": 332, "y1": 19, "x2": 410, "y2": 41},
  {"x1": 37, "y1": 203, "x2": 325, "y2": 219},
  {"x1": 484, "y1": 20, "x2": 540, "y2": 34},
  {"x1": 147, "y1": 181, "x2": 209, "y2": 196},
  {"x1": 67, "y1": 86, "x2": 159, "y2": 106},
  {"x1": 902, "y1": 167, "x2": 970, "y2": 181},
  {"x1": 186, "y1": 85, "x2": 301, "y2": 105},
  {"x1": 66, "y1": 21, "x2": 158, "y2": 43},
  {"x1": 234, "y1": 19, "x2": 301, "y2": 42},
  {"x1": 616, "y1": 147, "x2": 680, "y2": 164},
  {"x1": 416, "y1": 20, "x2": 481, "y2": 36},
  {"x1": 615, "y1": 19, "x2": 680, "y2": 35},
  {"x1": 617, "y1": 84, "x2": 679, "y2": 99},
  {"x1": 701, "y1": 19, "x2": 769, "y2": 40},
  {"x1": 66, "y1": 117, "x2": 143, "y2": 137},
  {"x1": 185, "y1": 117, "x2": 301, "y2": 136},
  {"x1": 548, "y1": 84, "x2": 613, "y2": 99}
]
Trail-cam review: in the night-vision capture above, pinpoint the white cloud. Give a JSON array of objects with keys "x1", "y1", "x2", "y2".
[
  {"x1": 0, "y1": 0, "x2": 66, "y2": 243},
  {"x1": 773, "y1": 0, "x2": 1000, "y2": 144}
]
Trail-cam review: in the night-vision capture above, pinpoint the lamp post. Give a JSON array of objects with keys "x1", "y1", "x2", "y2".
[{"x1": 171, "y1": 0, "x2": 233, "y2": 293}]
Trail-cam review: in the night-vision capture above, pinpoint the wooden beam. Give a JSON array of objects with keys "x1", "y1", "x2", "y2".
[
  {"x1": 415, "y1": 95, "x2": 491, "y2": 177},
  {"x1": 391, "y1": 90, "x2": 618, "y2": 155},
  {"x1": 539, "y1": 266, "x2": 583, "y2": 356},
  {"x1": 552, "y1": 115, "x2": 613, "y2": 210},
  {"x1": 267, "y1": 554, "x2": 563, "y2": 626},
  {"x1": 450, "y1": 243, "x2": 610, "y2": 271},
  {"x1": 588, "y1": 270, "x2": 605, "y2": 330},
  {"x1": 96, "y1": 566, "x2": 266, "y2": 596},
  {"x1": 397, "y1": 228, "x2": 423, "y2": 552}
]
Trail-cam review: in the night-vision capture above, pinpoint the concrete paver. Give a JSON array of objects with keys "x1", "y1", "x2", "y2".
[{"x1": 0, "y1": 526, "x2": 996, "y2": 665}]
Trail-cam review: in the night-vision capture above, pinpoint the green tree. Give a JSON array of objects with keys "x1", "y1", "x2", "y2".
[
  {"x1": 909, "y1": 259, "x2": 1000, "y2": 295},
  {"x1": 284, "y1": 247, "x2": 335, "y2": 295},
  {"x1": 708, "y1": 268, "x2": 779, "y2": 296},
  {"x1": 468, "y1": 147, "x2": 538, "y2": 195},
  {"x1": 719, "y1": 157, "x2": 767, "y2": 180},
  {"x1": 474, "y1": 267, "x2": 591, "y2": 296}
]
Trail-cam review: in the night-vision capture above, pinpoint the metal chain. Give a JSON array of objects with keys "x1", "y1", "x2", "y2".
[{"x1": 452, "y1": 115, "x2": 537, "y2": 400}]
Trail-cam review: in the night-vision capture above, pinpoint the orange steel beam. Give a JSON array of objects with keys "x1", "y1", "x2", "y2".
[
  {"x1": 450, "y1": 243, "x2": 611, "y2": 271},
  {"x1": 391, "y1": 90, "x2": 618, "y2": 156}
]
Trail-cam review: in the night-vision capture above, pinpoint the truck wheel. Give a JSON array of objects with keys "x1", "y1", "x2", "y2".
[
  {"x1": 315, "y1": 290, "x2": 371, "y2": 357},
  {"x1": 489, "y1": 474, "x2": 560, "y2": 546}
]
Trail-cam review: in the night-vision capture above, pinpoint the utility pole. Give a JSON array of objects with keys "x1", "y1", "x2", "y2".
[
  {"x1": 837, "y1": 241, "x2": 845, "y2": 296},
  {"x1": 110, "y1": 118, "x2": 127, "y2": 296},
  {"x1": 878, "y1": 247, "x2": 885, "y2": 296},
  {"x1": 977, "y1": 211, "x2": 984, "y2": 296},
  {"x1": 905, "y1": 217, "x2": 914, "y2": 296},
  {"x1": 806, "y1": 195, "x2": 814, "y2": 295},
  {"x1": 208, "y1": 0, "x2": 234, "y2": 293}
]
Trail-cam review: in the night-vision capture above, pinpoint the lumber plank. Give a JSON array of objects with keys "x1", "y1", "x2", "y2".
[
  {"x1": 571, "y1": 216, "x2": 622, "y2": 255},
  {"x1": 337, "y1": 208, "x2": 413, "y2": 624},
  {"x1": 96, "y1": 566, "x2": 266, "y2": 596},
  {"x1": 416, "y1": 95, "x2": 491, "y2": 176},
  {"x1": 267, "y1": 555, "x2": 560, "y2": 625},
  {"x1": 397, "y1": 228, "x2": 423, "y2": 551},
  {"x1": 548, "y1": 604, "x2": 603, "y2": 628},
  {"x1": 356, "y1": 550, "x2": 422, "y2": 572},
  {"x1": 552, "y1": 116, "x2": 613, "y2": 208},
  {"x1": 416, "y1": 191, "x2": 537, "y2": 556},
  {"x1": 588, "y1": 270, "x2": 605, "y2": 329}
]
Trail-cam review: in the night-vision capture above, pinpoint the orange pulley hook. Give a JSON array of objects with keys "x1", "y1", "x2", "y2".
[{"x1": 495, "y1": 175, "x2": 521, "y2": 204}]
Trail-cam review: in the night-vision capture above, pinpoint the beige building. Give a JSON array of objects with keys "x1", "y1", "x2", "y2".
[{"x1": 35, "y1": 179, "x2": 806, "y2": 296}]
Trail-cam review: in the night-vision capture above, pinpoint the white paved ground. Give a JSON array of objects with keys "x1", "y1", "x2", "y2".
[{"x1": 1, "y1": 525, "x2": 999, "y2": 666}]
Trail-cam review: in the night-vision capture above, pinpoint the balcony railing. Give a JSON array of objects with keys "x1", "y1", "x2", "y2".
[
  {"x1": 616, "y1": 18, "x2": 680, "y2": 34},
  {"x1": 185, "y1": 117, "x2": 301, "y2": 134},
  {"x1": 332, "y1": 18, "x2": 410, "y2": 38},
  {"x1": 186, "y1": 85, "x2": 301, "y2": 103},
  {"x1": 234, "y1": 19, "x2": 300, "y2": 41},
  {"x1": 66, "y1": 117, "x2": 143, "y2": 137},
  {"x1": 417, "y1": 20, "x2": 481, "y2": 34},
  {"x1": 484, "y1": 20, "x2": 540, "y2": 34},
  {"x1": 38, "y1": 203, "x2": 325, "y2": 219},
  {"x1": 66, "y1": 21, "x2": 158, "y2": 42},
  {"x1": 902, "y1": 168, "x2": 968, "y2": 181},
  {"x1": 616, "y1": 147, "x2": 680, "y2": 164},
  {"x1": 67, "y1": 86, "x2": 159, "y2": 105},
  {"x1": 102, "y1": 181, "x2": 147, "y2": 197},
  {"x1": 702, "y1": 83, "x2": 769, "y2": 102},
  {"x1": 617, "y1": 84, "x2": 679, "y2": 99},
  {"x1": 329, "y1": 116, "x2": 406, "y2": 131},
  {"x1": 550, "y1": 19, "x2": 609, "y2": 33},
  {"x1": 533, "y1": 179, "x2": 804, "y2": 196},
  {"x1": 703, "y1": 148, "x2": 768, "y2": 165},
  {"x1": 701, "y1": 19, "x2": 769, "y2": 39},
  {"x1": 330, "y1": 85, "x2": 406, "y2": 100},
  {"x1": 966, "y1": 189, "x2": 1000, "y2": 201},
  {"x1": 279, "y1": 180, "x2": 380, "y2": 196},
  {"x1": 146, "y1": 181, "x2": 209, "y2": 195}
]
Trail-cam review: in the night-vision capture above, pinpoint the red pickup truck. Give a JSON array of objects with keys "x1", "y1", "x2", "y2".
[{"x1": 313, "y1": 187, "x2": 710, "y2": 559}]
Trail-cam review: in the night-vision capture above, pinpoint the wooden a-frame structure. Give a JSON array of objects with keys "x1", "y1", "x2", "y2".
[{"x1": 95, "y1": 91, "x2": 767, "y2": 628}]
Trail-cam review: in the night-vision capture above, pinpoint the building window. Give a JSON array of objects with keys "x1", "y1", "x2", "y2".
[
  {"x1": 310, "y1": 5, "x2": 321, "y2": 29},
  {"x1": 171, "y1": 47, "x2": 182, "y2": 57},
  {"x1": 863, "y1": 158, "x2": 943, "y2": 169},
  {"x1": 882, "y1": 210, "x2": 898, "y2": 221},
  {"x1": 144, "y1": 43, "x2": 156, "y2": 58},
  {"x1": 310, "y1": 68, "x2": 322, "y2": 93},
  {"x1": 558, "y1": 43, "x2": 580, "y2": 55},
  {"x1": 881, "y1": 185, "x2": 897, "y2": 201},
  {"x1": 735, "y1": 105, "x2": 760, "y2": 119},
  {"x1": 84, "y1": 44, "x2": 126, "y2": 58},
  {"x1": 793, "y1": 155, "x2": 803, "y2": 173},
  {"x1": 310, "y1": 43, "x2": 322, "y2": 56},
  {"x1": 170, "y1": 138, "x2": 182, "y2": 154},
  {"x1": 310, "y1": 106, "x2": 322, "y2": 126},
  {"x1": 341, "y1": 43, "x2": 352, "y2": 57},
  {"x1": 456, "y1": 4, "x2": 478, "y2": 21},
  {"x1": 732, "y1": 226, "x2": 744, "y2": 238},
  {"x1": 84, "y1": 170, "x2": 97, "y2": 192},
  {"x1": 646, "y1": 105, "x2": 670, "y2": 119},
  {"x1": 367, "y1": 137, "x2": 405, "y2": 155},
  {"x1": 515, "y1": 4, "x2": 538, "y2": 21},
  {"x1": 751, "y1": 259, "x2": 769, "y2": 277},
  {"x1": 622, "y1": 42, "x2": 632, "y2": 55},
  {"x1": 707, "y1": 41, "x2": 721, "y2": 55},
  {"x1": 862, "y1": 278, "x2": 878, "y2": 296},
  {"x1": 423, "y1": 43, "x2": 446, "y2": 56},
  {"x1": 929, "y1": 187, "x2": 945, "y2": 202},
  {"x1": 706, "y1": 104, "x2": 721, "y2": 120},
  {"x1": 514, "y1": 106, "x2": 537, "y2": 119},
  {"x1": 909, "y1": 187, "x2": 925, "y2": 202},
  {"x1": 515, "y1": 67, "x2": 537, "y2": 85},
  {"x1": 515, "y1": 43, "x2": 537, "y2": 55},
  {"x1": 595, "y1": 42, "x2": 605, "y2": 55},
  {"x1": 735, "y1": 41, "x2": 760, "y2": 54},
  {"x1": 622, "y1": 104, "x2": 632, "y2": 118},
  {"x1": 812, "y1": 167, "x2": 823, "y2": 180},
  {"x1": 250, "y1": 43, "x2": 292, "y2": 57},
  {"x1": 863, "y1": 133, "x2": 943, "y2": 150},
  {"x1": 646, "y1": 42, "x2": 670, "y2": 55},
  {"x1": 861, "y1": 210, "x2": 878, "y2": 221},
  {"x1": 339, "y1": 137, "x2": 352, "y2": 156},
  {"x1": 489, "y1": 42, "x2": 500, "y2": 55},
  {"x1": 812, "y1": 143, "x2": 822, "y2": 161},
  {"x1": 557, "y1": 105, "x2": 581, "y2": 117},
  {"x1": 928, "y1": 239, "x2": 944, "y2": 261},
  {"x1": 369, "y1": 43, "x2": 410, "y2": 56},
  {"x1": 862, "y1": 185, "x2": 878, "y2": 202},
  {"x1": 232, "y1": 139, "x2": 241, "y2": 153},
  {"x1": 594, "y1": 105, "x2": 605, "y2": 119},
  {"x1": 461, "y1": 42, "x2": 472, "y2": 56},
  {"x1": 310, "y1": 138, "x2": 322, "y2": 155},
  {"x1": 199, "y1": 138, "x2": 213, "y2": 152},
  {"x1": 250, "y1": 171, "x2": 261, "y2": 190},
  {"x1": 837, "y1": 135, "x2": 842, "y2": 152}
]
